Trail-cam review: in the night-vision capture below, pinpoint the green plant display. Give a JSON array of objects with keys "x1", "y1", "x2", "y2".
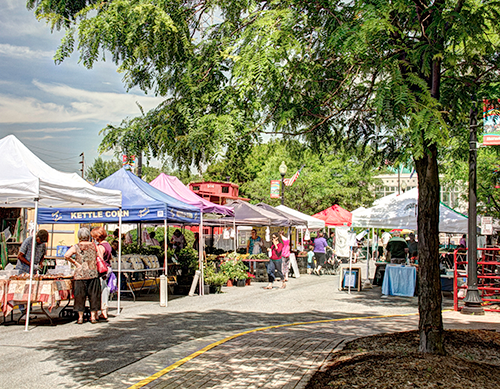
[
  {"x1": 177, "y1": 247, "x2": 199, "y2": 276},
  {"x1": 220, "y1": 258, "x2": 249, "y2": 280},
  {"x1": 204, "y1": 264, "x2": 229, "y2": 287}
]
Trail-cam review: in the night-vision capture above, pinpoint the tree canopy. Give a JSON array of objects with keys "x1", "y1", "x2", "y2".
[{"x1": 28, "y1": 0, "x2": 500, "y2": 354}]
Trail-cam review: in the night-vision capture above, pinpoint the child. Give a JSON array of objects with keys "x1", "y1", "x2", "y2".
[{"x1": 307, "y1": 245, "x2": 315, "y2": 274}]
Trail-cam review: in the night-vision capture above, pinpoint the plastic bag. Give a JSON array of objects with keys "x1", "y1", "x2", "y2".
[{"x1": 107, "y1": 272, "x2": 118, "y2": 294}]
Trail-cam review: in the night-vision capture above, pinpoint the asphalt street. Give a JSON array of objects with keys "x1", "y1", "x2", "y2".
[{"x1": 0, "y1": 261, "x2": 466, "y2": 389}]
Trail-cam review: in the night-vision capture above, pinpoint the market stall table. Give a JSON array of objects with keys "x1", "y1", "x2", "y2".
[
  {"x1": 113, "y1": 268, "x2": 164, "y2": 301},
  {"x1": 382, "y1": 265, "x2": 417, "y2": 297},
  {"x1": 3, "y1": 277, "x2": 73, "y2": 325}
]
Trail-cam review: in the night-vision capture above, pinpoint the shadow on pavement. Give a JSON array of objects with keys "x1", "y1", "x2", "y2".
[{"x1": 38, "y1": 308, "x2": 408, "y2": 386}]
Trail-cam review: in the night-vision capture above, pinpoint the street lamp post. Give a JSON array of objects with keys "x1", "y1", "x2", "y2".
[
  {"x1": 462, "y1": 97, "x2": 484, "y2": 315},
  {"x1": 279, "y1": 161, "x2": 287, "y2": 206}
]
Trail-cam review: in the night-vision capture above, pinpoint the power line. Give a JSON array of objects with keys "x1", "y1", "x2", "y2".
[{"x1": 23, "y1": 143, "x2": 81, "y2": 157}]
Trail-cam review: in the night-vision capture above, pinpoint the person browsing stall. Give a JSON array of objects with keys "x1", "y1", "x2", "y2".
[
  {"x1": 16, "y1": 229, "x2": 49, "y2": 274},
  {"x1": 64, "y1": 227, "x2": 104, "y2": 324},
  {"x1": 16, "y1": 229, "x2": 49, "y2": 315},
  {"x1": 247, "y1": 229, "x2": 262, "y2": 254},
  {"x1": 381, "y1": 229, "x2": 392, "y2": 258},
  {"x1": 91, "y1": 227, "x2": 112, "y2": 321},
  {"x1": 386, "y1": 231, "x2": 409, "y2": 264},
  {"x1": 170, "y1": 229, "x2": 186, "y2": 251},
  {"x1": 407, "y1": 232, "x2": 418, "y2": 262}
]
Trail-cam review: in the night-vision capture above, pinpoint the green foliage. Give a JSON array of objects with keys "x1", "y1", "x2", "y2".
[
  {"x1": 28, "y1": 0, "x2": 500, "y2": 354},
  {"x1": 204, "y1": 263, "x2": 229, "y2": 287},
  {"x1": 219, "y1": 258, "x2": 249, "y2": 280},
  {"x1": 120, "y1": 243, "x2": 164, "y2": 262},
  {"x1": 127, "y1": 226, "x2": 195, "y2": 249},
  {"x1": 442, "y1": 145, "x2": 500, "y2": 218},
  {"x1": 86, "y1": 157, "x2": 121, "y2": 182},
  {"x1": 176, "y1": 248, "x2": 199, "y2": 276},
  {"x1": 205, "y1": 139, "x2": 379, "y2": 213}
]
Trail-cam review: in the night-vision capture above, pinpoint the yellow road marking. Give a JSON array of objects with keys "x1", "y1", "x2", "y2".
[{"x1": 128, "y1": 311, "x2": 439, "y2": 388}]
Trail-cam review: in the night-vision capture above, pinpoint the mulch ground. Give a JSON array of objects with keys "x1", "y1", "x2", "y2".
[{"x1": 305, "y1": 329, "x2": 500, "y2": 389}]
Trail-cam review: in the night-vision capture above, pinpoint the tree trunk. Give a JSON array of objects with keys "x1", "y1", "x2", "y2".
[{"x1": 414, "y1": 144, "x2": 445, "y2": 355}]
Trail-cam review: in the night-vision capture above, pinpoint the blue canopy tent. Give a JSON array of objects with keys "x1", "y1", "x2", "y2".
[
  {"x1": 38, "y1": 168, "x2": 200, "y2": 224},
  {"x1": 38, "y1": 168, "x2": 202, "y2": 308}
]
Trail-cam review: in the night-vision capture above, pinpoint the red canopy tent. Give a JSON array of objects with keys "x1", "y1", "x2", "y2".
[{"x1": 312, "y1": 205, "x2": 352, "y2": 227}]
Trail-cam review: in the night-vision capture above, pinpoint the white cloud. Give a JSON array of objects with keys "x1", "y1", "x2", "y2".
[
  {"x1": 18, "y1": 127, "x2": 82, "y2": 133},
  {"x1": 0, "y1": 80, "x2": 165, "y2": 124},
  {"x1": 0, "y1": 43, "x2": 53, "y2": 60}
]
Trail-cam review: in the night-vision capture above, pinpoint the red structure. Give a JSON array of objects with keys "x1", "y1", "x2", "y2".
[
  {"x1": 188, "y1": 181, "x2": 249, "y2": 205},
  {"x1": 454, "y1": 247, "x2": 500, "y2": 312}
]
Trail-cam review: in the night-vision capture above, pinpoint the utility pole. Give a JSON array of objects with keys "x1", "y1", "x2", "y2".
[
  {"x1": 79, "y1": 152, "x2": 84, "y2": 178},
  {"x1": 137, "y1": 152, "x2": 142, "y2": 178}
]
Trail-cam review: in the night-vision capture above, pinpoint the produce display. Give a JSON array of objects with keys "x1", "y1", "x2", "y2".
[{"x1": 218, "y1": 252, "x2": 269, "y2": 261}]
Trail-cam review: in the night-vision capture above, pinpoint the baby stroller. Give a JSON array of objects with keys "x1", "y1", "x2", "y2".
[{"x1": 323, "y1": 247, "x2": 339, "y2": 275}]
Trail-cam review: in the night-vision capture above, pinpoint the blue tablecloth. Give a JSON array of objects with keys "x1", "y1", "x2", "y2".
[{"x1": 382, "y1": 265, "x2": 416, "y2": 297}]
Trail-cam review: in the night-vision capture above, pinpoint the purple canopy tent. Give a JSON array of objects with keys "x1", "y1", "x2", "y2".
[{"x1": 150, "y1": 173, "x2": 234, "y2": 295}]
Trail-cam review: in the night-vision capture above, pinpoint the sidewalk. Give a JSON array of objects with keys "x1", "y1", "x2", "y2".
[{"x1": 1, "y1": 272, "x2": 498, "y2": 389}]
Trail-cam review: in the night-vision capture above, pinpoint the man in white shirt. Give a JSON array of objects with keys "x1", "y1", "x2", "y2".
[{"x1": 381, "y1": 229, "x2": 392, "y2": 259}]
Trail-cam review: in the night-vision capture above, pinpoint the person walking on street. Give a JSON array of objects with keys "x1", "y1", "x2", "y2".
[
  {"x1": 313, "y1": 231, "x2": 328, "y2": 275},
  {"x1": 264, "y1": 233, "x2": 285, "y2": 289},
  {"x1": 279, "y1": 231, "x2": 291, "y2": 286}
]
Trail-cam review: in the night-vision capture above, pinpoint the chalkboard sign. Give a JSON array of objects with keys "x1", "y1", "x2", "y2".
[{"x1": 340, "y1": 267, "x2": 362, "y2": 291}]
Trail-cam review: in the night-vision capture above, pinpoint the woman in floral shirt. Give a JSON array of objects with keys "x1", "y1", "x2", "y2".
[{"x1": 65, "y1": 228, "x2": 104, "y2": 324}]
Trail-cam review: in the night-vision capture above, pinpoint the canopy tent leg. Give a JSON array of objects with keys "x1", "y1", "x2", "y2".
[
  {"x1": 233, "y1": 220, "x2": 237, "y2": 254},
  {"x1": 50, "y1": 224, "x2": 54, "y2": 257},
  {"x1": 163, "y1": 216, "x2": 168, "y2": 306},
  {"x1": 164, "y1": 219, "x2": 168, "y2": 276},
  {"x1": 348, "y1": 242, "x2": 352, "y2": 295},
  {"x1": 117, "y1": 210, "x2": 122, "y2": 316},
  {"x1": 199, "y1": 214, "x2": 204, "y2": 296},
  {"x1": 24, "y1": 199, "x2": 39, "y2": 332}
]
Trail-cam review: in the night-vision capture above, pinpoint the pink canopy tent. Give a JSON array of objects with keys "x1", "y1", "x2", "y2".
[
  {"x1": 312, "y1": 204, "x2": 352, "y2": 227},
  {"x1": 150, "y1": 173, "x2": 234, "y2": 216}
]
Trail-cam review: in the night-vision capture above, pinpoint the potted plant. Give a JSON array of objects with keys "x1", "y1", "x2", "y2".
[
  {"x1": 220, "y1": 257, "x2": 250, "y2": 287},
  {"x1": 220, "y1": 258, "x2": 240, "y2": 286},
  {"x1": 204, "y1": 264, "x2": 228, "y2": 293}
]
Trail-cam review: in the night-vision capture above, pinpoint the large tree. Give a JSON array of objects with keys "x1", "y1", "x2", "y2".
[{"x1": 28, "y1": 0, "x2": 500, "y2": 353}]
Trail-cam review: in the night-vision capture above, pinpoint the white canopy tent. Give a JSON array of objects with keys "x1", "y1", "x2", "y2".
[
  {"x1": 275, "y1": 205, "x2": 326, "y2": 229},
  {"x1": 276, "y1": 205, "x2": 326, "y2": 252},
  {"x1": 351, "y1": 188, "x2": 468, "y2": 233},
  {"x1": 0, "y1": 135, "x2": 122, "y2": 330}
]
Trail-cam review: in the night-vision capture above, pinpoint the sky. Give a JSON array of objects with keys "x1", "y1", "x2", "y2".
[{"x1": 0, "y1": 1, "x2": 165, "y2": 174}]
